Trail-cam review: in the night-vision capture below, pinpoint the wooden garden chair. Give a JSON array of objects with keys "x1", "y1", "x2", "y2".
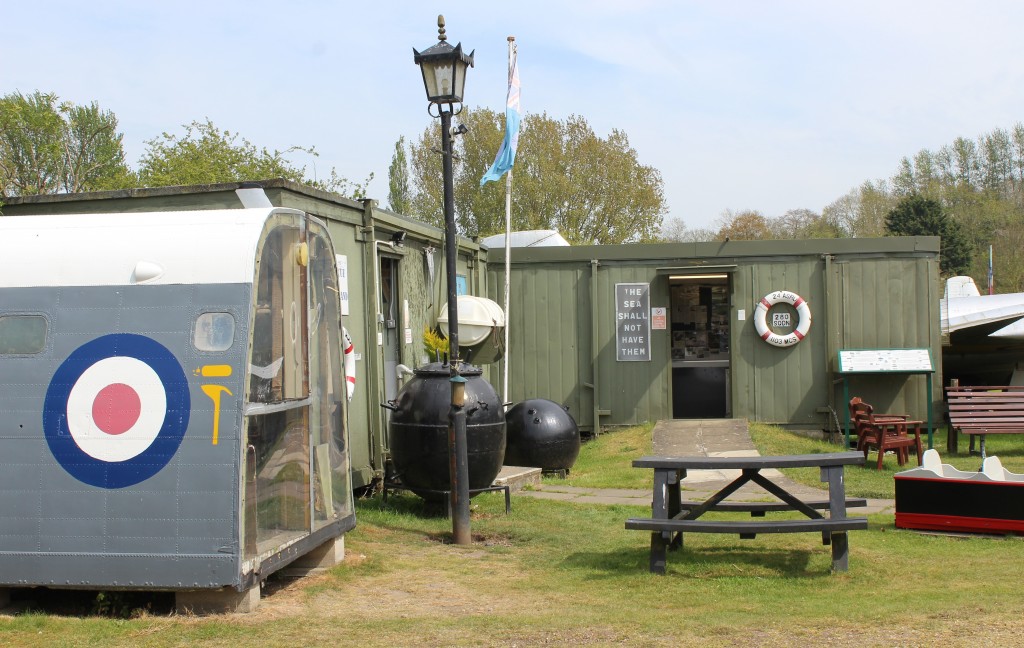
[{"x1": 849, "y1": 397, "x2": 923, "y2": 470}]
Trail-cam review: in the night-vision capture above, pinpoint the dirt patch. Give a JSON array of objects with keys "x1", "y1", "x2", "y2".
[{"x1": 422, "y1": 531, "x2": 516, "y2": 547}]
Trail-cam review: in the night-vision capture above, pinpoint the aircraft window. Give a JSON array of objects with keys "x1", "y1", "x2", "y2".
[
  {"x1": 0, "y1": 315, "x2": 48, "y2": 354},
  {"x1": 249, "y1": 224, "x2": 308, "y2": 403},
  {"x1": 194, "y1": 312, "x2": 235, "y2": 351}
]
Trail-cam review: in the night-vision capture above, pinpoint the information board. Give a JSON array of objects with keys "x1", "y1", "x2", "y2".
[
  {"x1": 838, "y1": 348, "x2": 934, "y2": 373},
  {"x1": 837, "y1": 347, "x2": 936, "y2": 450},
  {"x1": 615, "y1": 283, "x2": 651, "y2": 361}
]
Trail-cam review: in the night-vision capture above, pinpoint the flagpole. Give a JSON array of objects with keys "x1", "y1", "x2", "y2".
[
  {"x1": 989, "y1": 244, "x2": 994, "y2": 295},
  {"x1": 503, "y1": 36, "x2": 515, "y2": 409}
]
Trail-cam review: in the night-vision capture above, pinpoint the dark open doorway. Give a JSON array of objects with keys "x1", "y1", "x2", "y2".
[{"x1": 669, "y1": 274, "x2": 731, "y2": 418}]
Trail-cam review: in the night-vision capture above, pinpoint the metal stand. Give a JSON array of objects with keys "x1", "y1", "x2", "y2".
[{"x1": 382, "y1": 478, "x2": 511, "y2": 518}]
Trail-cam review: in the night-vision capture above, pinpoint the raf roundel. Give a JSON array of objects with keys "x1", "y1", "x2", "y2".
[{"x1": 43, "y1": 333, "x2": 191, "y2": 489}]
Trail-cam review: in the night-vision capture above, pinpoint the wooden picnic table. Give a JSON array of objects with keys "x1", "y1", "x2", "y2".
[{"x1": 626, "y1": 452, "x2": 868, "y2": 574}]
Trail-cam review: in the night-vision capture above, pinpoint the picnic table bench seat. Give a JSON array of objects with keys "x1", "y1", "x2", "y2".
[
  {"x1": 626, "y1": 516, "x2": 868, "y2": 538},
  {"x1": 946, "y1": 386, "x2": 1024, "y2": 459},
  {"x1": 675, "y1": 498, "x2": 867, "y2": 515},
  {"x1": 627, "y1": 452, "x2": 867, "y2": 574}
]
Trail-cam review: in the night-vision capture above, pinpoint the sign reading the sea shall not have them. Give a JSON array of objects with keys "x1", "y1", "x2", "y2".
[{"x1": 616, "y1": 283, "x2": 651, "y2": 361}]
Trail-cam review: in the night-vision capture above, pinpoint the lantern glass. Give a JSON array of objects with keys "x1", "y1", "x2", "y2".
[
  {"x1": 450, "y1": 58, "x2": 468, "y2": 100},
  {"x1": 421, "y1": 59, "x2": 455, "y2": 101}
]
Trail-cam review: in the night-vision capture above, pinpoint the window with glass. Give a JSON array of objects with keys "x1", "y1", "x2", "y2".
[
  {"x1": 246, "y1": 218, "x2": 311, "y2": 556},
  {"x1": 242, "y1": 216, "x2": 353, "y2": 559},
  {"x1": 249, "y1": 224, "x2": 309, "y2": 404},
  {"x1": 193, "y1": 312, "x2": 235, "y2": 352},
  {"x1": 307, "y1": 220, "x2": 353, "y2": 529},
  {"x1": 0, "y1": 315, "x2": 48, "y2": 354}
]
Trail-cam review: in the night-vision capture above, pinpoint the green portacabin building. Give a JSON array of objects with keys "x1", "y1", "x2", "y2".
[
  {"x1": 486, "y1": 236, "x2": 941, "y2": 436},
  {"x1": 2, "y1": 180, "x2": 942, "y2": 480}
]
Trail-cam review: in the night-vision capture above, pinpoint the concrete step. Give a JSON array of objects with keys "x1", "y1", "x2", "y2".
[{"x1": 493, "y1": 465, "x2": 542, "y2": 492}]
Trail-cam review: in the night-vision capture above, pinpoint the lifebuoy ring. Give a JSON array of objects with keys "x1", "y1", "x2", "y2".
[
  {"x1": 343, "y1": 326, "x2": 356, "y2": 401},
  {"x1": 753, "y1": 290, "x2": 811, "y2": 347}
]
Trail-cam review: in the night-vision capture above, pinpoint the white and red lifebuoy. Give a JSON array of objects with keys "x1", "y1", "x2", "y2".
[
  {"x1": 343, "y1": 327, "x2": 356, "y2": 401},
  {"x1": 753, "y1": 290, "x2": 811, "y2": 347}
]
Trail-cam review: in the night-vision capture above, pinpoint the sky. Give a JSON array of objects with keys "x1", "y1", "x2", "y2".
[{"x1": 4, "y1": 1, "x2": 1024, "y2": 231}]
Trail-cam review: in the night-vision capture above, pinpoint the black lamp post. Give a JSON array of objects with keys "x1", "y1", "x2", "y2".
[{"x1": 414, "y1": 15, "x2": 474, "y2": 545}]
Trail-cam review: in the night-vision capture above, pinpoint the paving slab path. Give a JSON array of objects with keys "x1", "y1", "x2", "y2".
[{"x1": 519, "y1": 419, "x2": 894, "y2": 514}]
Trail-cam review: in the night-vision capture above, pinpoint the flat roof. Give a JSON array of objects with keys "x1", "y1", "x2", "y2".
[{"x1": 0, "y1": 208, "x2": 297, "y2": 287}]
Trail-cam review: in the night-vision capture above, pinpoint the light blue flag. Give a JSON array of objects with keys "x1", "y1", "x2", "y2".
[{"x1": 480, "y1": 48, "x2": 520, "y2": 186}]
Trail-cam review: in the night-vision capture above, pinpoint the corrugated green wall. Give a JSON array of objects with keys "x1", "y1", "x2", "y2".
[
  {"x1": 487, "y1": 238, "x2": 941, "y2": 434},
  {"x1": 827, "y1": 255, "x2": 940, "y2": 420},
  {"x1": 732, "y1": 255, "x2": 826, "y2": 426},
  {"x1": 592, "y1": 263, "x2": 672, "y2": 426}
]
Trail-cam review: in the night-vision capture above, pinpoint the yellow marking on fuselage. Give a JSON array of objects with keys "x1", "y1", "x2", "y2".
[
  {"x1": 200, "y1": 384, "x2": 233, "y2": 445},
  {"x1": 195, "y1": 365, "x2": 232, "y2": 377}
]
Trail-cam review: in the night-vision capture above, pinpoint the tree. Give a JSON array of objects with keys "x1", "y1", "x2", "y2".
[
  {"x1": 660, "y1": 216, "x2": 689, "y2": 241},
  {"x1": 659, "y1": 216, "x2": 717, "y2": 243},
  {"x1": 138, "y1": 119, "x2": 372, "y2": 197},
  {"x1": 772, "y1": 208, "x2": 846, "y2": 239},
  {"x1": 387, "y1": 136, "x2": 412, "y2": 214},
  {"x1": 884, "y1": 194, "x2": 972, "y2": 276},
  {"x1": 138, "y1": 118, "x2": 305, "y2": 187},
  {"x1": 400, "y1": 108, "x2": 666, "y2": 244},
  {"x1": 823, "y1": 181, "x2": 898, "y2": 238},
  {"x1": 714, "y1": 209, "x2": 773, "y2": 241},
  {"x1": 0, "y1": 91, "x2": 132, "y2": 196}
]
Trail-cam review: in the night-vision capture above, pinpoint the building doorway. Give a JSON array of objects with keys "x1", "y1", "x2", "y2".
[
  {"x1": 669, "y1": 274, "x2": 731, "y2": 418},
  {"x1": 379, "y1": 255, "x2": 402, "y2": 408}
]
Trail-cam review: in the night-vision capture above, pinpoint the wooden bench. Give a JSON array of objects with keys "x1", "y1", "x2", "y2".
[
  {"x1": 626, "y1": 452, "x2": 868, "y2": 574},
  {"x1": 946, "y1": 386, "x2": 1024, "y2": 459},
  {"x1": 676, "y1": 498, "x2": 867, "y2": 515},
  {"x1": 633, "y1": 499, "x2": 867, "y2": 539},
  {"x1": 626, "y1": 517, "x2": 868, "y2": 540}
]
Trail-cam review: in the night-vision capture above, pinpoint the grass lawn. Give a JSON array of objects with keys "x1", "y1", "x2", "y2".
[{"x1": 1, "y1": 423, "x2": 1022, "y2": 646}]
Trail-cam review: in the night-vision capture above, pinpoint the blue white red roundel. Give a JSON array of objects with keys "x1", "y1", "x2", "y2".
[{"x1": 43, "y1": 333, "x2": 190, "y2": 489}]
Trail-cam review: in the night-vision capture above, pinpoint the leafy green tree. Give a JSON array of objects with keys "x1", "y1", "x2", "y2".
[
  {"x1": 0, "y1": 91, "x2": 132, "y2": 196},
  {"x1": 387, "y1": 136, "x2": 412, "y2": 214},
  {"x1": 864, "y1": 122, "x2": 1024, "y2": 288},
  {"x1": 950, "y1": 136, "x2": 980, "y2": 188},
  {"x1": 884, "y1": 194, "x2": 972, "y2": 276},
  {"x1": 407, "y1": 125, "x2": 444, "y2": 227},
  {"x1": 138, "y1": 119, "x2": 371, "y2": 197},
  {"x1": 138, "y1": 118, "x2": 307, "y2": 187},
  {"x1": 401, "y1": 108, "x2": 666, "y2": 244}
]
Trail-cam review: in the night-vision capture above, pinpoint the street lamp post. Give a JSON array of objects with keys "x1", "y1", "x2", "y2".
[{"x1": 414, "y1": 15, "x2": 475, "y2": 545}]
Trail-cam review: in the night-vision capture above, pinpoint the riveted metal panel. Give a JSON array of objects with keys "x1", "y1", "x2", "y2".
[{"x1": 0, "y1": 284, "x2": 246, "y2": 589}]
